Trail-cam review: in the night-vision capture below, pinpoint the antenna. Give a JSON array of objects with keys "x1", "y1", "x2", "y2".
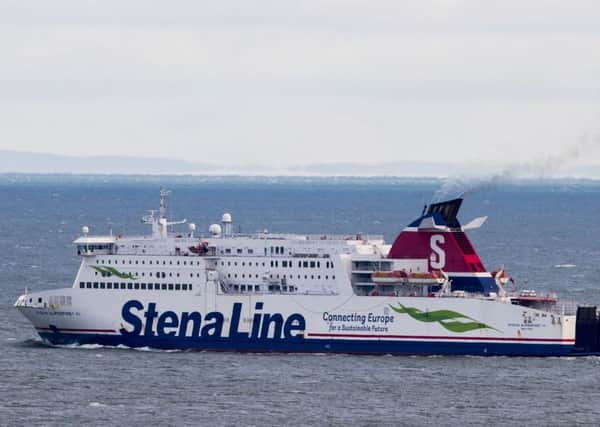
[{"x1": 159, "y1": 188, "x2": 171, "y2": 220}]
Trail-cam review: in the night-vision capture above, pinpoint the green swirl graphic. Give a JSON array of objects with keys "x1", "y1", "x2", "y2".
[
  {"x1": 91, "y1": 266, "x2": 137, "y2": 280},
  {"x1": 389, "y1": 303, "x2": 496, "y2": 333}
]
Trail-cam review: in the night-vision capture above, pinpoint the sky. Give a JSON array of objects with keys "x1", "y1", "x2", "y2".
[{"x1": 1, "y1": 1, "x2": 600, "y2": 172}]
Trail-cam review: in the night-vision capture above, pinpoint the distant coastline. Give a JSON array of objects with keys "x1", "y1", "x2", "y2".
[{"x1": 2, "y1": 150, "x2": 599, "y2": 179}]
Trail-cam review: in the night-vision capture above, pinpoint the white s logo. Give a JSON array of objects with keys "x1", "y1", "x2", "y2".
[{"x1": 430, "y1": 235, "x2": 446, "y2": 269}]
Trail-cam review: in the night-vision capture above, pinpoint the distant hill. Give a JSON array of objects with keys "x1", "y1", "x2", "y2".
[{"x1": 0, "y1": 150, "x2": 598, "y2": 178}]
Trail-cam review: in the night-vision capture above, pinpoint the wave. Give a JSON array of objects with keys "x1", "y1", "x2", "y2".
[{"x1": 554, "y1": 264, "x2": 577, "y2": 268}]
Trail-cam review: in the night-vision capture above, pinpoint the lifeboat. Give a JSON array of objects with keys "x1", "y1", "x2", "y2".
[
  {"x1": 371, "y1": 270, "x2": 408, "y2": 283},
  {"x1": 406, "y1": 270, "x2": 446, "y2": 285}
]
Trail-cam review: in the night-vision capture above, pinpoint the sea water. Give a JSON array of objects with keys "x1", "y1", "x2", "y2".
[{"x1": 1, "y1": 175, "x2": 600, "y2": 426}]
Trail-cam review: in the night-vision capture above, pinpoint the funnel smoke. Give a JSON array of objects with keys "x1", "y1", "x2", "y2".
[{"x1": 433, "y1": 134, "x2": 600, "y2": 202}]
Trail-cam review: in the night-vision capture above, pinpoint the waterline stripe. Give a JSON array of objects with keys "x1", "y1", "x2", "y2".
[{"x1": 307, "y1": 333, "x2": 575, "y2": 343}]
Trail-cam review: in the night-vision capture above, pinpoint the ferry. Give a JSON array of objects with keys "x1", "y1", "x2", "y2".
[{"x1": 14, "y1": 189, "x2": 600, "y2": 356}]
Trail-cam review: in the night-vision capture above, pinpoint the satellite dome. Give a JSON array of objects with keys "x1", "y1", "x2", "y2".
[
  {"x1": 188, "y1": 223, "x2": 196, "y2": 231},
  {"x1": 82, "y1": 226, "x2": 89, "y2": 235},
  {"x1": 221, "y1": 213, "x2": 232, "y2": 223},
  {"x1": 209, "y1": 223, "x2": 222, "y2": 236}
]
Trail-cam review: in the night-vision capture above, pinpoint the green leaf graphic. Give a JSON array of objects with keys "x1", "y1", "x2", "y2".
[
  {"x1": 389, "y1": 303, "x2": 496, "y2": 333},
  {"x1": 91, "y1": 266, "x2": 137, "y2": 280}
]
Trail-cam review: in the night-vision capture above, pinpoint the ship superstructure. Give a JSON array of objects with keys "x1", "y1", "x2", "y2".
[{"x1": 14, "y1": 189, "x2": 600, "y2": 356}]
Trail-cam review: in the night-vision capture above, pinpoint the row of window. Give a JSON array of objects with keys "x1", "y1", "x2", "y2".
[
  {"x1": 79, "y1": 281, "x2": 193, "y2": 291},
  {"x1": 219, "y1": 260, "x2": 334, "y2": 269},
  {"x1": 223, "y1": 248, "x2": 255, "y2": 255},
  {"x1": 95, "y1": 271, "x2": 202, "y2": 279},
  {"x1": 226, "y1": 284, "x2": 297, "y2": 293},
  {"x1": 97, "y1": 259, "x2": 202, "y2": 266},
  {"x1": 226, "y1": 273, "x2": 335, "y2": 281},
  {"x1": 221, "y1": 246, "x2": 289, "y2": 256}
]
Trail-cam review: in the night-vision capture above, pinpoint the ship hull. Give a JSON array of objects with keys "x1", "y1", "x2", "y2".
[
  {"x1": 36, "y1": 331, "x2": 573, "y2": 357},
  {"x1": 16, "y1": 287, "x2": 576, "y2": 357}
]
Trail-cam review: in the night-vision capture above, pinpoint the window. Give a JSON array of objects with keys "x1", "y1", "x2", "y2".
[
  {"x1": 310, "y1": 261, "x2": 315, "y2": 268},
  {"x1": 147, "y1": 283, "x2": 153, "y2": 290},
  {"x1": 303, "y1": 261, "x2": 308, "y2": 268},
  {"x1": 175, "y1": 284, "x2": 181, "y2": 290},
  {"x1": 107, "y1": 282, "x2": 112, "y2": 289},
  {"x1": 93, "y1": 282, "x2": 99, "y2": 289},
  {"x1": 168, "y1": 284, "x2": 174, "y2": 290},
  {"x1": 248, "y1": 249, "x2": 254, "y2": 254},
  {"x1": 182, "y1": 284, "x2": 188, "y2": 290},
  {"x1": 100, "y1": 283, "x2": 105, "y2": 289},
  {"x1": 189, "y1": 285, "x2": 193, "y2": 291},
  {"x1": 120, "y1": 283, "x2": 126, "y2": 289},
  {"x1": 162, "y1": 284, "x2": 167, "y2": 290},
  {"x1": 127, "y1": 283, "x2": 133, "y2": 290},
  {"x1": 282, "y1": 261, "x2": 288, "y2": 267},
  {"x1": 237, "y1": 249, "x2": 242, "y2": 254},
  {"x1": 134, "y1": 283, "x2": 140, "y2": 290},
  {"x1": 155, "y1": 283, "x2": 160, "y2": 290},
  {"x1": 79, "y1": 282, "x2": 84, "y2": 288}
]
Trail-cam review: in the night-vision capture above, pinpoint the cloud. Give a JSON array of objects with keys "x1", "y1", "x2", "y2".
[{"x1": 1, "y1": 1, "x2": 600, "y2": 169}]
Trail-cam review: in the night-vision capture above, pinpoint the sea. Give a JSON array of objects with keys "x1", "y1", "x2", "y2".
[{"x1": 1, "y1": 174, "x2": 600, "y2": 426}]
